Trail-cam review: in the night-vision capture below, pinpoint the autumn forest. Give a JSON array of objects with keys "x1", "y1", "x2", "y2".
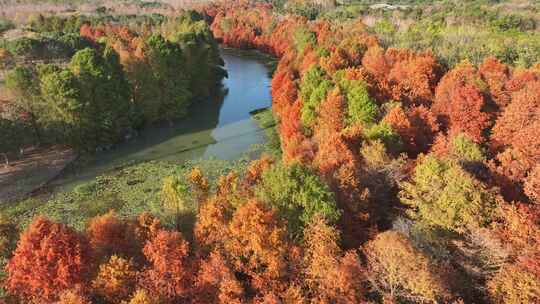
[{"x1": 0, "y1": 0, "x2": 539, "y2": 303}]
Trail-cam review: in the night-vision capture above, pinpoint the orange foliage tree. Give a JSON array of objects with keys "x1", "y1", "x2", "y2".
[
  {"x1": 490, "y1": 80, "x2": 540, "y2": 201},
  {"x1": 57, "y1": 289, "x2": 92, "y2": 304},
  {"x1": 361, "y1": 46, "x2": 391, "y2": 94},
  {"x1": 383, "y1": 105, "x2": 440, "y2": 156},
  {"x1": 386, "y1": 51, "x2": 441, "y2": 106},
  {"x1": 493, "y1": 203, "x2": 540, "y2": 272},
  {"x1": 244, "y1": 154, "x2": 274, "y2": 187},
  {"x1": 92, "y1": 255, "x2": 138, "y2": 303},
  {"x1": 139, "y1": 229, "x2": 192, "y2": 302},
  {"x1": 87, "y1": 211, "x2": 131, "y2": 261},
  {"x1": 194, "y1": 195, "x2": 234, "y2": 250},
  {"x1": 125, "y1": 289, "x2": 157, "y2": 304},
  {"x1": 194, "y1": 250, "x2": 244, "y2": 304},
  {"x1": 224, "y1": 200, "x2": 294, "y2": 295},
  {"x1": 303, "y1": 216, "x2": 366, "y2": 303},
  {"x1": 316, "y1": 87, "x2": 346, "y2": 138},
  {"x1": 492, "y1": 81, "x2": 540, "y2": 152},
  {"x1": 478, "y1": 57, "x2": 511, "y2": 108},
  {"x1": 6, "y1": 217, "x2": 92, "y2": 303},
  {"x1": 188, "y1": 167, "x2": 210, "y2": 205},
  {"x1": 361, "y1": 47, "x2": 441, "y2": 105},
  {"x1": 433, "y1": 62, "x2": 491, "y2": 143},
  {"x1": 271, "y1": 66, "x2": 298, "y2": 119},
  {"x1": 487, "y1": 263, "x2": 540, "y2": 304},
  {"x1": 444, "y1": 84, "x2": 491, "y2": 142},
  {"x1": 525, "y1": 165, "x2": 540, "y2": 204},
  {"x1": 280, "y1": 101, "x2": 315, "y2": 164}
]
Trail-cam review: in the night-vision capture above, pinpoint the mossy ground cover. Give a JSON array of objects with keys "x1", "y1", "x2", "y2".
[{"x1": 0, "y1": 158, "x2": 254, "y2": 232}]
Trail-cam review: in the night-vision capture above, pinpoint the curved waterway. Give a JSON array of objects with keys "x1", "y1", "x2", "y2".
[{"x1": 51, "y1": 48, "x2": 274, "y2": 190}]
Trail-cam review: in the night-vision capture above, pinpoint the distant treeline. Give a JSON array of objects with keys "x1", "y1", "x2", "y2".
[
  {"x1": 278, "y1": 0, "x2": 540, "y2": 68},
  {"x1": 0, "y1": 14, "x2": 166, "y2": 63}
]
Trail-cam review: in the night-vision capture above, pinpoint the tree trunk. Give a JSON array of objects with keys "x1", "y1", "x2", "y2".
[{"x1": 2, "y1": 152, "x2": 9, "y2": 167}]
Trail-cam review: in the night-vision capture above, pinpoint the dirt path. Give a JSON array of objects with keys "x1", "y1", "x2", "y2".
[{"x1": 0, "y1": 146, "x2": 76, "y2": 204}]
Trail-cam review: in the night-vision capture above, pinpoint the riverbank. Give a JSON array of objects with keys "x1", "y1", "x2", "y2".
[
  {"x1": 0, "y1": 146, "x2": 75, "y2": 204},
  {"x1": 45, "y1": 48, "x2": 273, "y2": 191},
  {"x1": 0, "y1": 48, "x2": 277, "y2": 231}
]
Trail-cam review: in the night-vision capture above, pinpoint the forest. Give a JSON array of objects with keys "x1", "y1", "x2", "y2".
[
  {"x1": 0, "y1": 0, "x2": 539, "y2": 303},
  {"x1": 1, "y1": 11, "x2": 226, "y2": 155}
]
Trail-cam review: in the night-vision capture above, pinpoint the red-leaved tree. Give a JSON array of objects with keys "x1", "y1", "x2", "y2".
[
  {"x1": 433, "y1": 62, "x2": 491, "y2": 143},
  {"x1": 194, "y1": 250, "x2": 244, "y2": 304},
  {"x1": 6, "y1": 217, "x2": 92, "y2": 303},
  {"x1": 139, "y1": 229, "x2": 192, "y2": 303}
]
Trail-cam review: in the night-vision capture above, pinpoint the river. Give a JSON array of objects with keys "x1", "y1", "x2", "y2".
[{"x1": 50, "y1": 48, "x2": 274, "y2": 190}]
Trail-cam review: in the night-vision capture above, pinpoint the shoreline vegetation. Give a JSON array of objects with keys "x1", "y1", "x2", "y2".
[
  {"x1": 0, "y1": 51, "x2": 276, "y2": 205},
  {"x1": 0, "y1": 1, "x2": 539, "y2": 303}
]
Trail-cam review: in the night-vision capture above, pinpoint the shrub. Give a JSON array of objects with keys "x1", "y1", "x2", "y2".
[{"x1": 0, "y1": 214, "x2": 18, "y2": 260}]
